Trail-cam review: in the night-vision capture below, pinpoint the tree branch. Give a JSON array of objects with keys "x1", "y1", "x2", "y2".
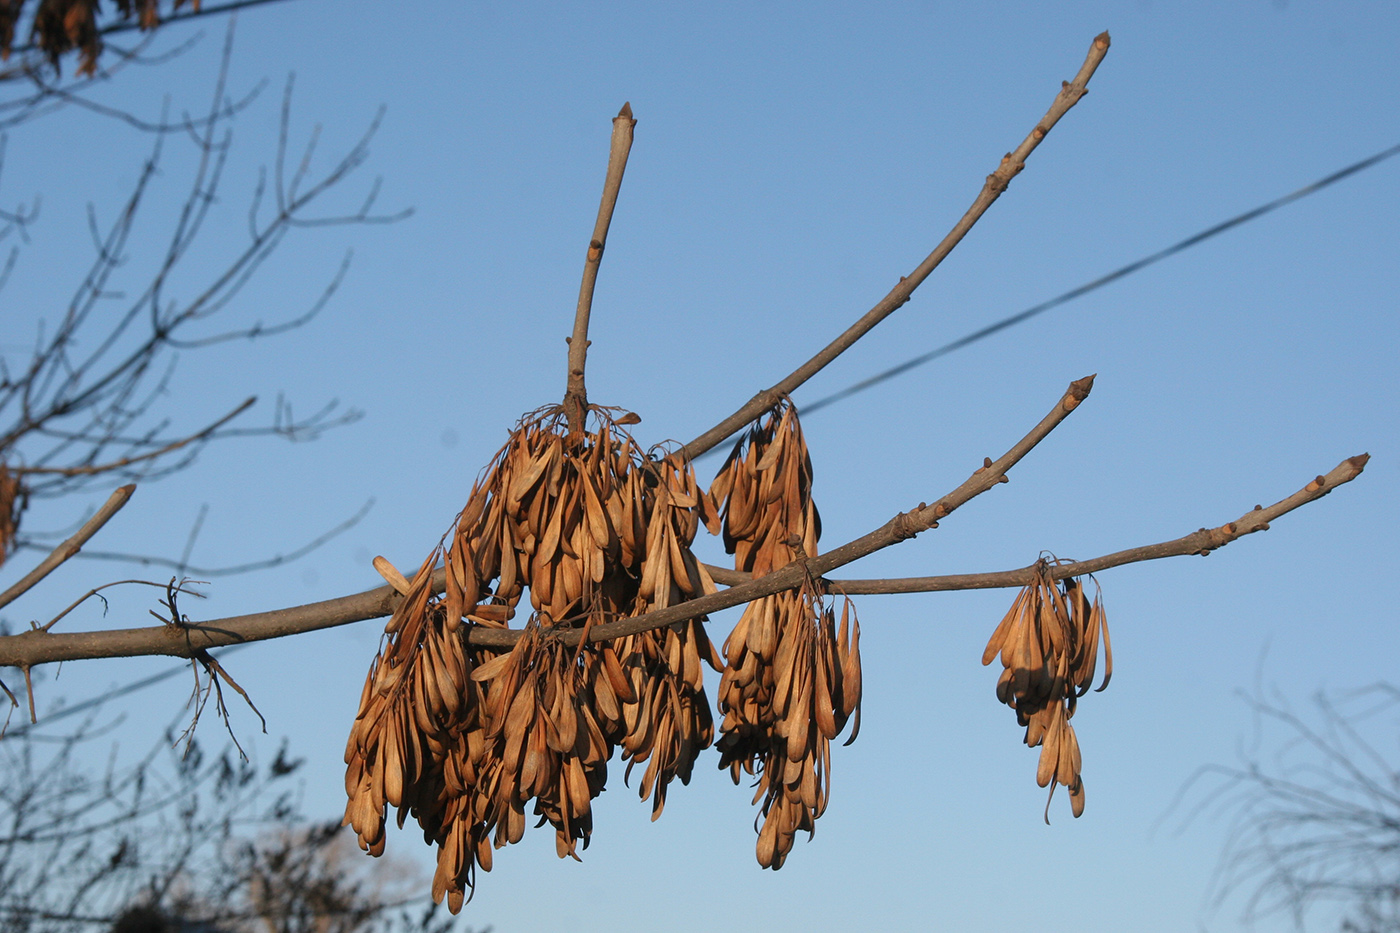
[
  {"x1": 0, "y1": 384, "x2": 1370, "y2": 670},
  {"x1": 0, "y1": 571, "x2": 412, "y2": 667},
  {"x1": 565, "y1": 102, "x2": 636, "y2": 433},
  {"x1": 704, "y1": 454, "x2": 1370, "y2": 593},
  {"x1": 48, "y1": 496, "x2": 373, "y2": 577},
  {"x1": 0, "y1": 485, "x2": 134, "y2": 612},
  {"x1": 41, "y1": 578, "x2": 197, "y2": 633},
  {"x1": 15, "y1": 397, "x2": 254, "y2": 477},
  {"x1": 678, "y1": 31, "x2": 1111, "y2": 461},
  {"x1": 0, "y1": 375, "x2": 1093, "y2": 665},
  {"x1": 0, "y1": 51, "x2": 402, "y2": 503}
]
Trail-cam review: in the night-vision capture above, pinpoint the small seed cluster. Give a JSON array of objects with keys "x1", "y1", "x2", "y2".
[
  {"x1": 0, "y1": 464, "x2": 21, "y2": 565},
  {"x1": 981, "y1": 560, "x2": 1111, "y2": 819},
  {"x1": 709, "y1": 402, "x2": 862, "y2": 869},
  {"x1": 344, "y1": 406, "x2": 723, "y2": 912}
]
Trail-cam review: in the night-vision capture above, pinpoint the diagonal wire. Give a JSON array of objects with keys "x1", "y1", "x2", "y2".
[{"x1": 799, "y1": 140, "x2": 1400, "y2": 416}]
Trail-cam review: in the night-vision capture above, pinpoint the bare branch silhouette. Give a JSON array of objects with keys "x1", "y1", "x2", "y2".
[
  {"x1": 51, "y1": 496, "x2": 374, "y2": 578},
  {"x1": 0, "y1": 708, "x2": 458, "y2": 931},
  {"x1": 1187, "y1": 684, "x2": 1400, "y2": 932},
  {"x1": 0, "y1": 19, "x2": 404, "y2": 567}
]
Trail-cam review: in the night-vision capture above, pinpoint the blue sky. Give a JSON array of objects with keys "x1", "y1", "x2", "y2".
[{"x1": 1, "y1": 2, "x2": 1397, "y2": 930}]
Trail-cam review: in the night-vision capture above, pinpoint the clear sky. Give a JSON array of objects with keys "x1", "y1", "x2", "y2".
[{"x1": 2, "y1": 2, "x2": 1397, "y2": 931}]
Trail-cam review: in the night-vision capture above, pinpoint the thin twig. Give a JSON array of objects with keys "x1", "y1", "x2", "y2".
[
  {"x1": 152, "y1": 575, "x2": 262, "y2": 757},
  {"x1": 15, "y1": 398, "x2": 255, "y2": 476},
  {"x1": 58, "y1": 496, "x2": 373, "y2": 577},
  {"x1": 41, "y1": 578, "x2": 202, "y2": 632},
  {"x1": 182, "y1": 648, "x2": 265, "y2": 759},
  {"x1": 22, "y1": 664, "x2": 34, "y2": 723},
  {"x1": 178, "y1": 502, "x2": 209, "y2": 572},
  {"x1": 0, "y1": 674, "x2": 17, "y2": 722},
  {"x1": 565, "y1": 102, "x2": 636, "y2": 434},
  {"x1": 678, "y1": 32, "x2": 1111, "y2": 461},
  {"x1": 0, "y1": 485, "x2": 134, "y2": 611},
  {"x1": 704, "y1": 454, "x2": 1371, "y2": 592}
]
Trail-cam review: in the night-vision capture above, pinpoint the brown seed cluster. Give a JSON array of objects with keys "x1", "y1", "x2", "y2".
[
  {"x1": 0, "y1": 464, "x2": 20, "y2": 566},
  {"x1": 981, "y1": 559, "x2": 1111, "y2": 819},
  {"x1": 3, "y1": 0, "x2": 198, "y2": 76},
  {"x1": 709, "y1": 402, "x2": 862, "y2": 869},
  {"x1": 343, "y1": 393, "x2": 1123, "y2": 904},
  {"x1": 344, "y1": 406, "x2": 723, "y2": 912}
]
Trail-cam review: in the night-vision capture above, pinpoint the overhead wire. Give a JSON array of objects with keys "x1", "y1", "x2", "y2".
[{"x1": 799, "y1": 140, "x2": 1400, "y2": 416}]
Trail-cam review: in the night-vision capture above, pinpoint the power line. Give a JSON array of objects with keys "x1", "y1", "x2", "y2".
[{"x1": 800, "y1": 140, "x2": 1400, "y2": 416}]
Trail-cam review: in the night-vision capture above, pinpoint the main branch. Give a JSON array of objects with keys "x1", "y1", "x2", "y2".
[
  {"x1": 0, "y1": 448, "x2": 1367, "y2": 668},
  {"x1": 679, "y1": 32, "x2": 1111, "y2": 460},
  {"x1": 0, "y1": 376, "x2": 1093, "y2": 665},
  {"x1": 0, "y1": 398, "x2": 1371, "y2": 672}
]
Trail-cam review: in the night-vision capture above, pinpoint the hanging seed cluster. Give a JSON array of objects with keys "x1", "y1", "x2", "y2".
[
  {"x1": 981, "y1": 559, "x2": 1111, "y2": 819},
  {"x1": 343, "y1": 557, "x2": 496, "y2": 908},
  {"x1": 708, "y1": 401, "x2": 862, "y2": 869},
  {"x1": 344, "y1": 388, "x2": 1124, "y2": 906},
  {"x1": 344, "y1": 405, "x2": 726, "y2": 912}
]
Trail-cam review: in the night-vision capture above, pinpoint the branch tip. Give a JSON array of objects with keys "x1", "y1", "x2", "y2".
[{"x1": 1063, "y1": 374, "x2": 1096, "y2": 411}]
